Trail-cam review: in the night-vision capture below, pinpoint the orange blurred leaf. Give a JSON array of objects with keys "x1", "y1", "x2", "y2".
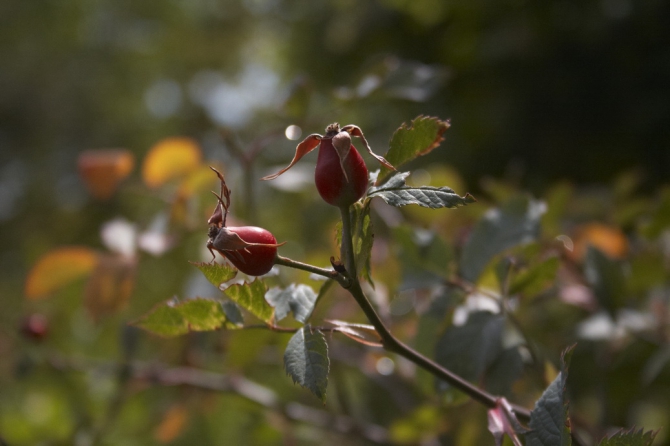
[
  {"x1": 25, "y1": 247, "x2": 99, "y2": 300},
  {"x1": 78, "y1": 149, "x2": 135, "y2": 200},
  {"x1": 154, "y1": 404, "x2": 190, "y2": 443},
  {"x1": 142, "y1": 137, "x2": 202, "y2": 188},
  {"x1": 84, "y1": 254, "x2": 137, "y2": 321},
  {"x1": 570, "y1": 223, "x2": 629, "y2": 261}
]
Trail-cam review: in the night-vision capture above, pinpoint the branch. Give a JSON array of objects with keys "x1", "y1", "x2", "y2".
[{"x1": 337, "y1": 205, "x2": 532, "y2": 423}]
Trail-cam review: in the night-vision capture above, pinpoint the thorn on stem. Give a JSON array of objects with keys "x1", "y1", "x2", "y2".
[{"x1": 330, "y1": 256, "x2": 346, "y2": 274}]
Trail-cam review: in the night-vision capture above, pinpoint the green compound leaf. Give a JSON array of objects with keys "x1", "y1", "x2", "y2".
[
  {"x1": 461, "y1": 196, "x2": 546, "y2": 283},
  {"x1": 526, "y1": 345, "x2": 575, "y2": 446},
  {"x1": 265, "y1": 284, "x2": 317, "y2": 323},
  {"x1": 378, "y1": 116, "x2": 450, "y2": 184},
  {"x1": 223, "y1": 279, "x2": 273, "y2": 323},
  {"x1": 368, "y1": 171, "x2": 475, "y2": 209},
  {"x1": 284, "y1": 326, "x2": 330, "y2": 402},
  {"x1": 133, "y1": 297, "x2": 239, "y2": 337},
  {"x1": 191, "y1": 261, "x2": 238, "y2": 287},
  {"x1": 597, "y1": 427, "x2": 658, "y2": 446}
]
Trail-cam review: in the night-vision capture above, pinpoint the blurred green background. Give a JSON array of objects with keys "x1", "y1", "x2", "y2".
[{"x1": 2, "y1": 0, "x2": 670, "y2": 444}]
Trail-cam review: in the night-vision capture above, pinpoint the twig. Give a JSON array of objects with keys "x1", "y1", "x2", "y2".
[{"x1": 274, "y1": 255, "x2": 351, "y2": 287}]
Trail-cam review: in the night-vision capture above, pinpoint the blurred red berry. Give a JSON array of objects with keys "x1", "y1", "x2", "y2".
[{"x1": 21, "y1": 314, "x2": 49, "y2": 341}]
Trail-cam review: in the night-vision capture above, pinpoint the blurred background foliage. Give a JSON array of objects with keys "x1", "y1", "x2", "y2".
[{"x1": 1, "y1": 0, "x2": 670, "y2": 444}]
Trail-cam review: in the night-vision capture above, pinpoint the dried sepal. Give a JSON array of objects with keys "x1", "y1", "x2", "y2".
[
  {"x1": 341, "y1": 124, "x2": 395, "y2": 171},
  {"x1": 261, "y1": 134, "x2": 322, "y2": 180},
  {"x1": 207, "y1": 166, "x2": 232, "y2": 227}
]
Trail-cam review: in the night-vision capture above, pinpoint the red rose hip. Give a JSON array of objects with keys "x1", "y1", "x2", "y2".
[
  {"x1": 206, "y1": 167, "x2": 283, "y2": 276},
  {"x1": 21, "y1": 313, "x2": 49, "y2": 341},
  {"x1": 315, "y1": 131, "x2": 369, "y2": 207},
  {"x1": 208, "y1": 225, "x2": 279, "y2": 276},
  {"x1": 262, "y1": 123, "x2": 395, "y2": 208}
]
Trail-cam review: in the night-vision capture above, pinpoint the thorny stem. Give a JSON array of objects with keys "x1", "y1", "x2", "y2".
[{"x1": 335, "y1": 206, "x2": 533, "y2": 423}]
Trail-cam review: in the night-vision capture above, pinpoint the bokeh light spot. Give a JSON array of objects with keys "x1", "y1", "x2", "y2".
[{"x1": 285, "y1": 125, "x2": 302, "y2": 141}]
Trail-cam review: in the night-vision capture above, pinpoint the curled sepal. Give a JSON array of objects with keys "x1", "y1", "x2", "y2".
[
  {"x1": 261, "y1": 134, "x2": 322, "y2": 180},
  {"x1": 207, "y1": 166, "x2": 231, "y2": 226},
  {"x1": 212, "y1": 227, "x2": 285, "y2": 252},
  {"x1": 341, "y1": 124, "x2": 395, "y2": 171}
]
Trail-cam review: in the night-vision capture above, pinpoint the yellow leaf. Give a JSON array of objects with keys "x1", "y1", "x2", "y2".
[
  {"x1": 25, "y1": 247, "x2": 99, "y2": 300},
  {"x1": 154, "y1": 404, "x2": 190, "y2": 443},
  {"x1": 84, "y1": 254, "x2": 137, "y2": 322},
  {"x1": 142, "y1": 137, "x2": 202, "y2": 188},
  {"x1": 78, "y1": 149, "x2": 135, "y2": 200}
]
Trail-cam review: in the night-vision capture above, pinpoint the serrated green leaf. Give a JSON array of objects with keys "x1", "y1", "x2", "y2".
[
  {"x1": 435, "y1": 311, "x2": 506, "y2": 388},
  {"x1": 461, "y1": 196, "x2": 546, "y2": 283},
  {"x1": 597, "y1": 427, "x2": 658, "y2": 446},
  {"x1": 191, "y1": 261, "x2": 238, "y2": 287},
  {"x1": 368, "y1": 171, "x2": 475, "y2": 209},
  {"x1": 133, "y1": 298, "x2": 235, "y2": 337},
  {"x1": 378, "y1": 116, "x2": 450, "y2": 184},
  {"x1": 224, "y1": 279, "x2": 273, "y2": 323},
  {"x1": 526, "y1": 345, "x2": 575, "y2": 446},
  {"x1": 584, "y1": 246, "x2": 625, "y2": 317},
  {"x1": 509, "y1": 257, "x2": 560, "y2": 297},
  {"x1": 265, "y1": 284, "x2": 317, "y2": 323},
  {"x1": 284, "y1": 326, "x2": 329, "y2": 402}
]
